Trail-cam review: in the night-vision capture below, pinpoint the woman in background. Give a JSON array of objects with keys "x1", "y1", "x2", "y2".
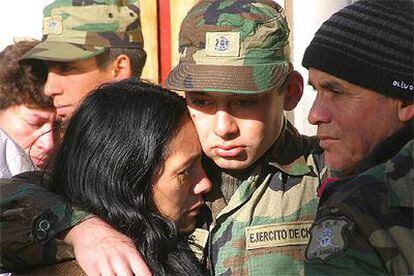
[{"x1": 0, "y1": 40, "x2": 57, "y2": 171}]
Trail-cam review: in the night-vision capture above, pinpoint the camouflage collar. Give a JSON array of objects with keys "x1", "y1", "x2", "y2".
[
  {"x1": 326, "y1": 139, "x2": 414, "y2": 209},
  {"x1": 384, "y1": 139, "x2": 413, "y2": 208},
  {"x1": 268, "y1": 119, "x2": 316, "y2": 176}
]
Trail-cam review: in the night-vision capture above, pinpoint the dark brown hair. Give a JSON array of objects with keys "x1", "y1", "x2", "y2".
[{"x1": 0, "y1": 40, "x2": 52, "y2": 109}]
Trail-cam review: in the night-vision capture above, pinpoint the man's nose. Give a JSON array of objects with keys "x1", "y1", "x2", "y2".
[
  {"x1": 44, "y1": 71, "x2": 62, "y2": 98},
  {"x1": 308, "y1": 96, "x2": 332, "y2": 125},
  {"x1": 213, "y1": 110, "x2": 239, "y2": 139}
]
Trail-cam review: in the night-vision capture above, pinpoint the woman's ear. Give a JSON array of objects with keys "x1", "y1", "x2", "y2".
[{"x1": 284, "y1": 70, "x2": 304, "y2": 111}]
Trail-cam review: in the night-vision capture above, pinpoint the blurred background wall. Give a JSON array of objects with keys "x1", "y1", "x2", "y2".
[{"x1": 0, "y1": 0, "x2": 357, "y2": 135}]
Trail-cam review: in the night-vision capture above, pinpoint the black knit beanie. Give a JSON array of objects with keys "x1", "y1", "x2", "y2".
[{"x1": 302, "y1": 0, "x2": 413, "y2": 101}]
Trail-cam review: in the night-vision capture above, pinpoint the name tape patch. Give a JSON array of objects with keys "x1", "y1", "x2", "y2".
[
  {"x1": 43, "y1": 16, "x2": 63, "y2": 35},
  {"x1": 246, "y1": 221, "x2": 313, "y2": 250},
  {"x1": 206, "y1": 32, "x2": 240, "y2": 57}
]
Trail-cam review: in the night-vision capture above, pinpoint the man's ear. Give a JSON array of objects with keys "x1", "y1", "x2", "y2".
[
  {"x1": 398, "y1": 100, "x2": 414, "y2": 122},
  {"x1": 284, "y1": 70, "x2": 303, "y2": 111},
  {"x1": 110, "y1": 54, "x2": 132, "y2": 79}
]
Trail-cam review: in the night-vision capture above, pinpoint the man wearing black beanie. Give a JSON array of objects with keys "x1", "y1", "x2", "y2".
[{"x1": 302, "y1": 0, "x2": 413, "y2": 275}]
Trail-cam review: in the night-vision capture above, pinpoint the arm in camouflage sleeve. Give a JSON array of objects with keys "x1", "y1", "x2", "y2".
[
  {"x1": 0, "y1": 172, "x2": 91, "y2": 269},
  {"x1": 1, "y1": 172, "x2": 153, "y2": 276}
]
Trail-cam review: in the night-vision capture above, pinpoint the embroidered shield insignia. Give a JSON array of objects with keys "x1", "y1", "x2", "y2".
[
  {"x1": 305, "y1": 217, "x2": 351, "y2": 261},
  {"x1": 215, "y1": 36, "x2": 230, "y2": 51}
]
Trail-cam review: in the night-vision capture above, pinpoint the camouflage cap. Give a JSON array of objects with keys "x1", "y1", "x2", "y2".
[
  {"x1": 166, "y1": 0, "x2": 292, "y2": 94},
  {"x1": 20, "y1": 0, "x2": 144, "y2": 62}
]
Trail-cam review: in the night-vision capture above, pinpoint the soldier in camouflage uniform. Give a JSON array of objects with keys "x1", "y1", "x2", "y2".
[
  {"x1": 301, "y1": 1, "x2": 413, "y2": 274},
  {"x1": 165, "y1": 1, "x2": 324, "y2": 274},
  {"x1": 20, "y1": 0, "x2": 146, "y2": 121},
  {"x1": 1, "y1": 0, "x2": 324, "y2": 275}
]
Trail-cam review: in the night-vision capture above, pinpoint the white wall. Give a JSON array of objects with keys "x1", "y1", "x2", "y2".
[
  {"x1": 290, "y1": 0, "x2": 351, "y2": 135},
  {"x1": 0, "y1": 0, "x2": 53, "y2": 51}
]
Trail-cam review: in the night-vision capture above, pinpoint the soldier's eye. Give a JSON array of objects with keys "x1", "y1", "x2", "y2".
[
  {"x1": 57, "y1": 64, "x2": 76, "y2": 73},
  {"x1": 191, "y1": 99, "x2": 211, "y2": 106},
  {"x1": 235, "y1": 100, "x2": 256, "y2": 107}
]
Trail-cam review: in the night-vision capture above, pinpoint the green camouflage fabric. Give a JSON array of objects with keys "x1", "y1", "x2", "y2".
[
  {"x1": 305, "y1": 138, "x2": 414, "y2": 275},
  {"x1": 166, "y1": 0, "x2": 292, "y2": 94},
  {"x1": 190, "y1": 120, "x2": 324, "y2": 275},
  {"x1": 20, "y1": 0, "x2": 144, "y2": 62},
  {"x1": 0, "y1": 172, "x2": 90, "y2": 271}
]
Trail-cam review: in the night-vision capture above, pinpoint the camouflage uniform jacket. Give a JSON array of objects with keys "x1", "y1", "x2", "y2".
[
  {"x1": 0, "y1": 172, "x2": 90, "y2": 270},
  {"x1": 305, "y1": 124, "x2": 414, "y2": 275},
  {"x1": 192, "y1": 120, "x2": 324, "y2": 275}
]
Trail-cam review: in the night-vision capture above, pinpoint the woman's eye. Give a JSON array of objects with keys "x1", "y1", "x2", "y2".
[
  {"x1": 178, "y1": 162, "x2": 196, "y2": 180},
  {"x1": 181, "y1": 169, "x2": 191, "y2": 177}
]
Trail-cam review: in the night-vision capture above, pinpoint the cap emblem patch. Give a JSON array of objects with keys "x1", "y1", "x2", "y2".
[
  {"x1": 43, "y1": 16, "x2": 63, "y2": 35},
  {"x1": 206, "y1": 32, "x2": 240, "y2": 57}
]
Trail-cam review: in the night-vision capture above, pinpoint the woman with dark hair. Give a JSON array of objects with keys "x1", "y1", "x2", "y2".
[{"x1": 35, "y1": 78, "x2": 211, "y2": 275}]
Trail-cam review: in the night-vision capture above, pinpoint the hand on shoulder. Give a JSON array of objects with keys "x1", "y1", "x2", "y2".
[{"x1": 64, "y1": 216, "x2": 152, "y2": 276}]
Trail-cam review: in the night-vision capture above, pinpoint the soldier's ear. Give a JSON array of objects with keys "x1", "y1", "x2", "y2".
[
  {"x1": 284, "y1": 70, "x2": 303, "y2": 111},
  {"x1": 111, "y1": 54, "x2": 132, "y2": 79}
]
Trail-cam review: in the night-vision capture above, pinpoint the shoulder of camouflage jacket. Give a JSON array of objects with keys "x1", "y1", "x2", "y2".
[{"x1": 307, "y1": 139, "x2": 414, "y2": 274}]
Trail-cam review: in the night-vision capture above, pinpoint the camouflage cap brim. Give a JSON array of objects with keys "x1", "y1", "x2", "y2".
[
  {"x1": 166, "y1": 62, "x2": 292, "y2": 94},
  {"x1": 19, "y1": 41, "x2": 106, "y2": 63}
]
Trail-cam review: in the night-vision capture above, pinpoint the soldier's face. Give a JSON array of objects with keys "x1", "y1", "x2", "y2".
[
  {"x1": 44, "y1": 58, "x2": 115, "y2": 122},
  {"x1": 185, "y1": 91, "x2": 285, "y2": 172},
  {"x1": 308, "y1": 68, "x2": 405, "y2": 176}
]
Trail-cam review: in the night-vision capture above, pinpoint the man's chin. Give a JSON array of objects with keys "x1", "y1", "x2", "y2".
[
  {"x1": 212, "y1": 158, "x2": 252, "y2": 172},
  {"x1": 325, "y1": 157, "x2": 356, "y2": 177}
]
